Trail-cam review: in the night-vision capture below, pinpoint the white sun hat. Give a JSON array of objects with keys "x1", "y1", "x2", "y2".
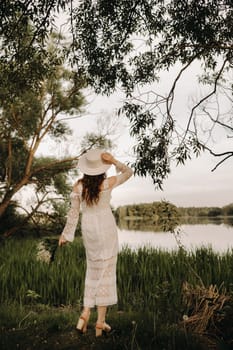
[{"x1": 78, "y1": 149, "x2": 112, "y2": 175}]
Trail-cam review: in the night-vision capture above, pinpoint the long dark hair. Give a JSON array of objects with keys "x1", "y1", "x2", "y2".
[{"x1": 81, "y1": 173, "x2": 106, "y2": 206}]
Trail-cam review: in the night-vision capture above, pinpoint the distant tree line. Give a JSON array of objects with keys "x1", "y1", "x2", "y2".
[
  {"x1": 178, "y1": 204, "x2": 233, "y2": 217},
  {"x1": 116, "y1": 202, "x2": 233, "y2": 219},
  {"x1": 115, "y1": 201, "x2": 180, "y2": 232},
  {"x1": 115, "y1": 202, "x2": 233, "y2": 231}
]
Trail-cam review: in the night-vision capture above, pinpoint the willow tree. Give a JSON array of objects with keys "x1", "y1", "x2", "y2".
[{"x1": 70, "y1": 0, "x2": 233, "y2": 188}]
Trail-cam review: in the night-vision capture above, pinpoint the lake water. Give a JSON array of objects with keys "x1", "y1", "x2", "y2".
[{"x1": 118, "y1": 223, "x2": 233, "y2": 253}]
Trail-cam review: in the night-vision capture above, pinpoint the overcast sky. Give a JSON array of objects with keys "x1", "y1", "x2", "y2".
[
  {"x1": 39, "y1": 12, "x2": 233, "y2": 209},
  {"x1": 74, "y1": 106, "x2": 233, "y2": 209},
  {"x1": 55, "y1": 60, "x2": 233, "y2": 209},
  {"x1": 39, "y1": 82, "x2": 233, "y2": 209}
]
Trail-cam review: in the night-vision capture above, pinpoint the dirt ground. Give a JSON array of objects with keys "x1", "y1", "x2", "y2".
[{"x1": 0, "y1": 326, "x2": 131, "y2": 350}]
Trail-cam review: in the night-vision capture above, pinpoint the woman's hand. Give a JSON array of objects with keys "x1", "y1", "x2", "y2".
[
  {"x1": 101, "y1": 152, "x2": 117, "y2": 165},
  {"x1": 58, "y1": 235, "x2": 67, "y2": 246}
]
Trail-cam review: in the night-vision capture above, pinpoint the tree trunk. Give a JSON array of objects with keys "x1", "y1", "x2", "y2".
[
  {"x1": 0, "y1": 155, "x2": 78, "y2": 220},
  {"x1": 3, "y1": 225, "x2": 20, "y2": 238},
  {"x1": 0, "y1": 198, "x2": 11, "y2": 219},
  {"x1": 0, "y1": 178, "x2": 28, "y2": 219}
]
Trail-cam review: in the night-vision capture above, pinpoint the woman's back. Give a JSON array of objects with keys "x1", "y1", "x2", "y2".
[{"x1": 78, "y1": 178, "x2": 112, "y2": 214}]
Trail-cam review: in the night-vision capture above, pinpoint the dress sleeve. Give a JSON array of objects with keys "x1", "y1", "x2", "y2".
[
  {"x1": 61, "y1": 192, "x2": 80, "y2": 242},
  {"x1": 114, "y1": 161, "x2": 133, "y2": 187}
]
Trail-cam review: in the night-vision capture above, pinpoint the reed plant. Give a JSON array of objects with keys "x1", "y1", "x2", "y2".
[
  {"x1": 0, "y1": 237, "x2": 86, "y2": 306},
  {"x1": 0, "y1": 238, "x2": 233, "y2": 309}
]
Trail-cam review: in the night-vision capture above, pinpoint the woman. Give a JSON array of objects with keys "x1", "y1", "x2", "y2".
[{"x1": 59, "y1": 149, "x2": 133, "y2": 336}]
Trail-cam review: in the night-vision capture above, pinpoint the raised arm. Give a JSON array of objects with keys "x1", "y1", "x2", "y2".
[
  {"x1": 114, "y1": 160, "x2": 133, "y2": 187},
  {"x1": 101, "y1": 152, "x2": 133, "y2": 188},
  {"x1": 59, "y1": 190, "x2": 80, "y2": 246}
]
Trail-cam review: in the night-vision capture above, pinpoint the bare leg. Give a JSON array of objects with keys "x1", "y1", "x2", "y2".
[
  {"x1": 82, "y1": 306, "x2": 91, "y2": 317},
  {"x1": 96, "y1": 306, "x2": 111, "y2": 336},
  {"x1": 76, "y1": 306, "x2": 91, "y2": 333},
  {"x1": 97, "y1": 305, "x2": 107, "y2": 324}
]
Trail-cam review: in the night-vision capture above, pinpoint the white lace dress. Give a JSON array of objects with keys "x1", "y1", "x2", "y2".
[{"x1": 61, "y1": 161, "x2": 133, "y2": 307}]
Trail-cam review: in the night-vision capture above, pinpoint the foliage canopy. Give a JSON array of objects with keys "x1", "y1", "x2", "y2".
[
  {"x1": 71, "y1": 0, "x2": 233, "y2": 187},
  {"x1": 0, "y1": 11, "x2": 86, "y2": 235}
]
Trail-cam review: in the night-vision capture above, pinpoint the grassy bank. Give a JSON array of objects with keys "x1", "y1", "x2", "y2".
[
  {"x1": 0, "y1": 238, "x2": 233, "y2": 349},
  {"x1": 0, "y1": 303, "x2": 210, "y2": 350}
]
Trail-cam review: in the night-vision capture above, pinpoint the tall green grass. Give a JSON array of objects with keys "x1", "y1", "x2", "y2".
[
  {"x1": 0, "y1": 238, "x2": 86, "y2": 306},
  {"x1": 1, "y1": 238, "x2": 233, "y2": 349},
  {"x1": 0, "y1": 238, "x2": 233, "y2": 315}
]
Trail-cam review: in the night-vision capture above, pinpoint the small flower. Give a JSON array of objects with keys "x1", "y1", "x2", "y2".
[
  {"x1": 36, "y1": 248, "x2": 51, "y2": 263},
  {"x1": 183, "y1": 314, "x2": 189, "y2": 321},
  {"x1": 36, "y1": 238, "x2": 58, "y2": 263}
]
